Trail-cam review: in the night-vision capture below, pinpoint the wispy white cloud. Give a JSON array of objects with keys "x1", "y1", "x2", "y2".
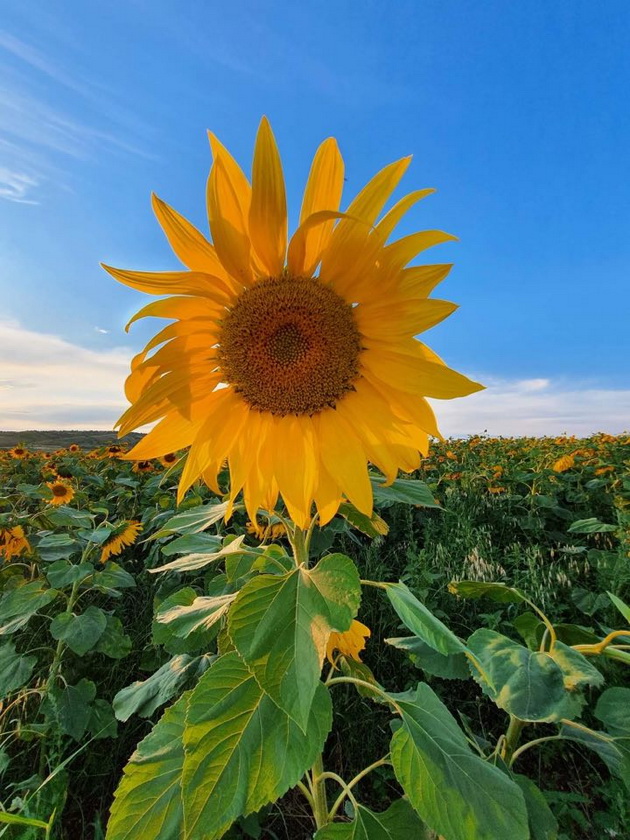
[
  {"x1": 1, "y1": 320, "x2": 628, "y2": 437},
  {"x1": 0, "y1": 29, "x2": 156, "y2": 203},
  {"x1": 432, "y1": 375, "x2": 630, "y2": 438}
]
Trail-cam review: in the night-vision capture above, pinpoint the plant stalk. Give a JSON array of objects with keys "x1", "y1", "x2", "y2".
[{"x1": 310, "y1": 754, "x2": 329, "y2": 829}]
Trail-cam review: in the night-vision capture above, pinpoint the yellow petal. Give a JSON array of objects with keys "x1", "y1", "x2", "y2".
[
  {"x1": 125, "y1": 411, "x2": 197, "y2": 459},
  {"x1": 298, "y1": 137, "x2": 344, "y2": 274},
  {"x1": 320, "y1": 156, "x2": 411, "y2": 287},
  {"x1": 372, "y1": 189, "x2": 435, "y2": 243},
  {"x1": 125, "y1": 295, "x2": 224, "y2": 333},
  {"x1": 380, "y1": 230, "x2": 458, "y2": 279},
  {"x1": 249, "y1": 117, "x2": 287, "y2": 277},
  {"x1": 362, "y1": 347, "x2": 484, "y2": 399},
  {"x1": 151, "y1": 194, "x2": 230, "y2": 280},
  {"x1": 178, "y1": 390, "x2": 247, "y2": 502},
  {"x1": 287, "y1": 210, "x2": 349, "y2": 278},
  {"x1": 273, "y1": 415, "x2": 318, "y2": 528},
  {"x1": 102, "y1": 265, "x2": 231, "y2": 300},
  {"x1": 356, "y1": 299, "x2": 458, "y2": 340},
  {"x1": 398, "y1": 264, "x2": 453, "y2": 299},
  {"x1": 207, "y1": 156, "x2": 253, "y2": 284},
  {"x1": 317, "y1": 409, "x2": 372, "y2": 516},
  {"x1": 314, "y1": 461, "x2": 342, "y2": 526}
]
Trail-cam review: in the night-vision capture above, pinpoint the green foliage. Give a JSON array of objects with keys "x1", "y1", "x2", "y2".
[
  {"x1": 314, "y1": 799, "x2": 428, "y2": 838},
  {"x1": 388, "y1": 682, "x2": 529, "y2": 840}
]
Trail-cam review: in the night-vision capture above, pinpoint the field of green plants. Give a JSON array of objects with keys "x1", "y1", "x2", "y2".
[{"x1": 1, "y1": 433, "x2": 628, "y2": 839}]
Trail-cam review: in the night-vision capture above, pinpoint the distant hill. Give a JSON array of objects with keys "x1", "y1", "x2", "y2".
[{"x1": 0, "y1": 430, "x2": 144, "y2": 450}]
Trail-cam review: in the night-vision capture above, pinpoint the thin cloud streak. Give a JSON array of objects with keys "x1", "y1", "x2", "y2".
[{"x1": 1, "y1": 321, "x2": 628, "y2": 437}]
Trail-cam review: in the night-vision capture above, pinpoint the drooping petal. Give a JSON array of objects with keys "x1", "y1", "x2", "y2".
[
  {"x1": 317, "y1": 409, "x2": 372, "y2": 516},
  {"x1": 248, "y1": 117, "x2": 287, "y2": 277},
  {"x1": 102, "y1": 265, "x2": 231, "y2": 300}
]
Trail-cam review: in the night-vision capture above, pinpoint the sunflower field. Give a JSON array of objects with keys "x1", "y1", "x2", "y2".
[{"x1": 1, "y1": 433, "x2": 628, "y2": 840}]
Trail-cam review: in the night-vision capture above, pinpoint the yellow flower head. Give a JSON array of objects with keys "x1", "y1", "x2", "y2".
[
  {"x1": 553, "y1": 454, "x2": 575, "y2": 473},
  {"x1": 0, "y1": 525, "x2": 31, "y2": 562},
  {"x1": 160, "y1": 452, "x2": 179, "y2": 467},
  {"x1": 104, "y1": 119, "x2": 483, "y2": 527},
  {"x1": 100, "y1": 520, "x2": 142, "y2": 564},
  {"x1": 105, "y1": 444, "x2": 124, "y2": 459},
  {"x1": 246, "y1": 518, "x2": 287, "y2": 541},
  {"x1": 68, "y1": 444, "x2": 81, "y2": 453},
  {"x1": 9, "y1": 446, "x2": 27, "y2": 459},
  {"x1": 46, "y1": 481, "x2": 75, "y2": 506},
  {"x1": 326, "y1": 620, "x2": 371, "y2": 665},
  {"x1": 132, "y1": 459, "x2": 154, "y2": 473}
]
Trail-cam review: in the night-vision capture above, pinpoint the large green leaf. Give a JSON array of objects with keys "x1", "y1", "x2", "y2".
[
  {"x1": 560, "y1": 719, "x2": 630, "y2": 790},
  {"x1": 0, "y1": 641, "x2": 36, "y2": 699},
  {"x1": 113, "y1": 654, "x2": 212, "y2": 721},
  {"x1": 384, "y1": 582, "x2": 467, "y2": 656},
  {"x1": 338, "y1": 502, "x2": 390, "y2": 538},
  {"x1": 608, "y1": 592, "x2": 630, "y2": 624},
  {"x1": 370, "y1": 477, "x2": 440, "y2": 509},
  {"x1": 386, "y1": 636, "x2": 469, "y2": 680},
  {"x1": 152, "y1": 501, "x2": 230, "y2": 537},
  {"x1": 156, "y1": 593, "x2": 236, "y2": 638},
  {"x1": 106, "y1": 692, "x2": 188, "y2": 840},
  {"x1": 50, "y1": 605, "x2": 107, "y2": 656},
  {"x1": 595, "y1": 687, "x2": 630, "y2": 735},
  {"x1": 229, "y1": 553, "x2": 360, "y2": 729},
  {"x1": 448, "y1": 580, "x2": 527, "y2": 604},
  {"x1": 45, "y1": 678, "x2": 96, "y2": 740},
  {"x1": 512, "y1": 775, "x2": 558, "y2": 840},
  {"x1": 182, "y1": 651, "x2": 332, "y2": 840},
  {"x1": 46, "y1": 560, "x2": 94, "y2": 589},
  {"x1": 150, "y1": 535, "x2": 253, "y2": 574},
  {"x1": 95, "y1": 615, "x2": 133, "y2": 659},
  {"x1": 314, "y1": 799, "x2": 428, "y2": 838},
  {"x1": 0, "y1": 582, "x2": 59, "y2": 635},
  {"x1": 568, "y1": 518, "x2": 616, "y2": 534},
  {"x1": 389, "y1": 682, "x2": 528, "y2": 840},
  {"x1": 467, "y1": 629, "x2": 585, "y2": 722}
]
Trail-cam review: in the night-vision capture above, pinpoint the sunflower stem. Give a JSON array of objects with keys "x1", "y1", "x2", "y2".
[{"x1": 310, "y1": 753, "x2": 330, "y2": 829}]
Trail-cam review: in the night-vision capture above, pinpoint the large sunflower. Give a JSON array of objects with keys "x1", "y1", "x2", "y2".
[{"x1": 103, "y1": 118, "x2": 482, "y2": 528}]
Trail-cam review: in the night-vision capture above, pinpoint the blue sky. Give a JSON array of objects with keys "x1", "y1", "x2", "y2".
[{"x1": 1, "y1": 0, "x2": 629, "y2": 434}]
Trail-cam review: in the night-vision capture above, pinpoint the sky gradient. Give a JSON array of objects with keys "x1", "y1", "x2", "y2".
[{"x1": 1, "y1": 1, "x2": 629, "y2": 435}]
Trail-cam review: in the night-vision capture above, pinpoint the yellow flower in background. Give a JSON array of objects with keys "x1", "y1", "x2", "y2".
[
  {"x1": 104, "y1": 118, "x2": 483, "y2": 527},
  {"x1": 326, "y1": 620, "x2": 371, "y2": 664},
  {"x1": 100, "y1": 520, "x2": 142, "y2": 564},
  {"x1": 246, "y1": 518, "x2": 287, "y2": 541},
  {"x1": 595, "y1": 465, "x2": 615, "y2": 476},
  {"x1": 159, "y1": 452, "x2": 179, "y2": 468},
  {"x1": 68, "y1": 444, "x2": 81, "y2": 453},
  {"x1": 132, "y1": 460, "x2": 154, "y2": 473},
  {"x1": 46, "y1": 481, "x2": 75, "y2": 506},
  {"x1": 9, "y1": 446, "x2": 27, "y2": 459},
  {"x1": 105, "y1": 444, "x2": 125, "y2": 459},
  {"x1": 553, "y1": 454, "x2": 575, "y2": 473},
  {"x1": 0, "y1": 526, "x2": 31, "y2": 562}
]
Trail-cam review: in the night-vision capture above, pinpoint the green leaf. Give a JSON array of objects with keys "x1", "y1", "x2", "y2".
[
  {"x1": 338, "y1": 502, "x2": 390, "y2": 538},
  {"x1": 513, "y1": 612, "x2": 545, "y2": 650},
  {"x1": 50, "y1": 605, "x2": 107, "y2": 656},
  {"x1": 386, "y1": 636, "x2": 469, "y2": 680},
  {"x1": 0, "y1": 581, "x2": 59, "y2": 635},
  {"x1": 46, "y1": 679, "x2": 96, "y2": 740},
  {"x1": 548, "y1": 641, "x2": 604, "y2": 690},
  {"x1": 595, "y1": 687, "x2": 630, "y2": 736},
  {"x1": 46, "y1": 560, "x2": 94, "y2": 589},
  {"x1": 156, "y1": 593, "x2": 236, "y2": 638},
  {"x1": 182, "y1": 651, "x2": 332, "y2": 840},
  {"x1": 448, "y1": 580, "x2": 527, "y2": 604},
  {"x1": 339, "y1": 657, "x2": 385, "y2": 701},
  {"x1": 36, "y1": 533, "x2": 80, "y2": 561},
  {"x1": 608, "y1": 592, "x2": 630, "y2": 624},
  {"x1": 113, "y1": 654, "x2": 209, "y2": 721},
  {"x1": 560, "y1": 719, "x2": 630, "y2": 790},
  {"x1": 570, "y1": 588, "x2": 611, "y2": 616},
  {"x1": 78, "y1": 524, "x2": 116, "y2": 545},
  {"x1": 152, "y1": 501, "x2": 230, "y2": 537},
  {"x1": 314, "y1": 799, "x2": 428, "y2": 839},
  {"x1": 229, "y1": 553, "x2": 360, "y2": 729},
  {"x1": 371, "y1": 477, "x2": 441, "y2": 509},
  {"x1": 94, "y1": 615, "x2": 133, "y2": 659},
  {"x1": 88, "y1": 699, "x2": 118, "y2": 739},
  {"x1": 568, "y1": 517, "x2": 617, "y2": 534},
  {"x1": 0, "y1": 813, "x2": 48, "y2": 830},
  {"x1": 512, "y1": 775, "x2": 559, "y2": 840},
  {"x1": 46, "y1": 506, "x2": 93, "y2": 529},
  {"x1": 384, "y1": 582, "x2": 467, "y2": 656},
  {"x1": 92, "y1": 562, "x2": 136, "y2": 592},
  {"x1": 106, "y1": 692, "x2": 188, "y2": 840},
  {"x1": 150, "y1": 535, "x2": 253, "y2": 574},
  {"x1": 389, "y1": 682, "x2": 528, "y2": 840},
  {"x1": 467, "y1": 629, "x2": 584, "y2": 722},
  {"x1": 0, "y1": 641, "x2": 36, "y2": 699},
  {"x1": 161, "y1": 533, "x2": 222, "y2": 557}
]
